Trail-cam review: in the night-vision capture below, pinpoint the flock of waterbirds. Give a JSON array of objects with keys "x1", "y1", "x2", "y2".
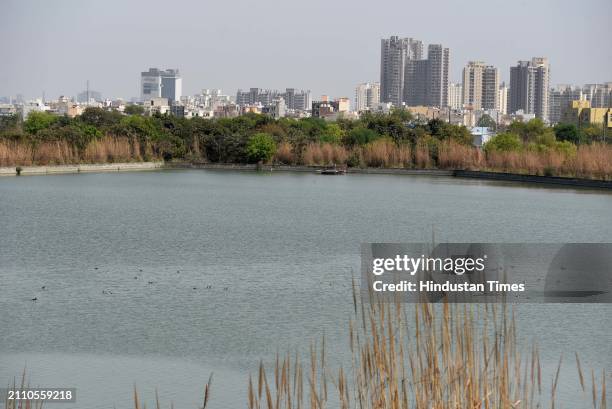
[{"x1": 30, "y1": 267, "x2": 229, "y2": 302}]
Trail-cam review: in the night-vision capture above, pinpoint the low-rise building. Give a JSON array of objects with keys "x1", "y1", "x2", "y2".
[{"x1": 470, "y1": 126, "x2": 495, "y2": 148}]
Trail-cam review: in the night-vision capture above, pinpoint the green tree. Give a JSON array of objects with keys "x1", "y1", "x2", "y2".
[
  {"x1": 319, "y1": 123, "x2": 343, "y2": 144},
  {"x1": 24, "y1": 111, "x2": 58, "y2": 135},
  {"x1": 346, "y1": 127, "x2": 379, "y2": 145},
  {"x1": 476, "y1": 114, "x2": 496, "y2": 128},
  {"x1": 554, "y1": 123, "x2": 582, "y2": 144},
  {"x1": 246, "y1": 132, "x2": 276, "y2": 163},
  {"x1": 484, "y1": 132, "x2": 522, "y2": 153},
  {"x1": 508, "y1": 118, "x2": 553, "y2": 143},
  {"x1": 124, "y1": 104, "x2": 145, "y2": 115}
]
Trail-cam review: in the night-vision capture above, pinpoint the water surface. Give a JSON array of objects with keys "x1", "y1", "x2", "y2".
[{"x1": 1, "y1": 170, "x2": 610, "y2": 408}]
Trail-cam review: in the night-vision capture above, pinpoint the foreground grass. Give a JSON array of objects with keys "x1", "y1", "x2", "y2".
[
  {"x1": 6, "y1": 292, "x2": 608, "y2": 408},
  {"x1": 246, "y1": 287, "x2": 608, "y2": 409}
]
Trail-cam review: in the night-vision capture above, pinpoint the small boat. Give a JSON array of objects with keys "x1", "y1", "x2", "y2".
[{"x1": 319, "y1": 168, "x2": 346, "y2": 175}]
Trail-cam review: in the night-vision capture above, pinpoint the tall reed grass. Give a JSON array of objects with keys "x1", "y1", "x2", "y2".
[
  {"x1": 0, "y1": 137, "x2": 153, "y2": 166},
  {"x1": 2, "y1": 137, "x2": 611, "y2": 180},
  {"x1": 361, "y1": 139, "x2": 411, "y2": 168},
  {"x1": 247, "y1": 284, "x2": 609, "y2": 409},
  {"x1": 302, "y1": 143, "x2": 348, "y2": 166}
]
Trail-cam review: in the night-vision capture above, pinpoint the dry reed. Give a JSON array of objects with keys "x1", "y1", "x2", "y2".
[
  {"x1": 275, "y1": 141, "x2": 296, "y2": 164},
  {"x1": 361, "y1": 139, "x2": 411, "y2": 168},
  {"x1": 302, "y1": 143, "x2": 348, "y2": 166},
  {"x1": 438, "y1": 140, "x2": 482, "y2": 170},
  {"x1": 247, "y1": 282, "x2": 609, "y2": 409}
]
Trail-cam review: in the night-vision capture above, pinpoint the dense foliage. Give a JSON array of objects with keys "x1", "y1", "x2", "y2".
[{"x1": 0, "y1": 107, "x2": 609, "y2": 179}]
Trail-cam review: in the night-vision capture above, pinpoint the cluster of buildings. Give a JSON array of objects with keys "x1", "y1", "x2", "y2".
[
  {"x1": 1, "y1": 37, "x2": 610, "y2": 137},
  {"x1": 370, "y1": 36, "x2": 611, "y2": 132}
]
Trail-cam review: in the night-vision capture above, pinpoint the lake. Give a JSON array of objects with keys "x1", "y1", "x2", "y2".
[{"x1": 1, "y1": 169, "x2": 610, "y2": 408}]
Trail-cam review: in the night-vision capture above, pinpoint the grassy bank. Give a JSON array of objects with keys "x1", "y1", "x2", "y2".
[{"x1": 1, "y1": 108, "x2": 610, "y2": 180}]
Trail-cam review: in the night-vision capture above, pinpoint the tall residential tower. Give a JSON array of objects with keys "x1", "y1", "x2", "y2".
[
  {"x1": 462, "y1": 61, "x2": 499, "y2": 110},
  {"x1": 509, "y1": 58, "x2": 550, "y2": 121},
  {"x1": 355, "y1": 82, "x2": 380, "y2": 112},
  {"x1": 380, "y1": 36, "x2": 423, "y2": 106}
]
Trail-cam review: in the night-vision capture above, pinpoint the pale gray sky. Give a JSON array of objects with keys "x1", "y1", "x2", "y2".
[{"x1": 1, "y1": 0, "x2": 610, "y2": 100}]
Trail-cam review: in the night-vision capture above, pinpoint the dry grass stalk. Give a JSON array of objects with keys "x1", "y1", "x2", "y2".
[
  {"x1": 248, "y1": 284, "x2": 608, "y2": 409},
  {"x1": 4, "y1": 368, "x2": 44, "y2": 409},
  {"x1": 274, "y1": 141, "x2": 296, "y2": 164}
]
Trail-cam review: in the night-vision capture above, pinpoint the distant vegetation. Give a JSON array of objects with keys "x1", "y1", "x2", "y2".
[{"x1": 0, "y1": 107, "x2": 610, "y2": 179}]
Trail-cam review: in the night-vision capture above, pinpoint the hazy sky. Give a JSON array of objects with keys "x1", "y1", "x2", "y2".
[{"x1": 2, "y1": 0, "x2": 611, "y2": 101}]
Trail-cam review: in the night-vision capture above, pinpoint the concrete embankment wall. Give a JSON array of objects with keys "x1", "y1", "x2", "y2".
[
  {"x1": 173, "y1": 162, "x2": 454, "y2": 176},
  {"x1": 453, "y1": 170, "x2": 612, "y2": 190},
  {"x1": 0, "y1": 162, "x2": 164, "y2": 176},
  {"x1": 174, "y1": 162, "x2": 612, "y2": 190},
  {"x1": 2, "y1": 161, "x2": 610, "y2": 190}
]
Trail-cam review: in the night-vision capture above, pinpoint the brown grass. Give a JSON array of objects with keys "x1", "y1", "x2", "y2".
[
  {"x1": 4, "y1": 368, "x2": 44, "y2": 409},
  {"x1": 0, "y1": 137, "x2": 151, "y2": 166},
  {"x1": 6, "y1": 298, "x2": 608, "y2": 409},
  {"x1": 564, "y1": 143, "x2": 612, "y2": 180},
  {"x1": 274, "y1": 141, "x2": 296, "y2": 164},
  {"x1": 302, "y1": 143, "x2": 348, "y2": 166},
  {"x1": 483, "y1": 144, "x2": 612, "y2": 180},
  {"x1": 414, "y1": 139, "x2": 432, "y2": 169},
  {"x1": 82, "y1": 136, "x2": 133, "y2": 163},
  {"x1": 2, "y1": 136, "x2": 612, "y2": 180},
  {"x1": 438, "y1": 140, "x2": 482, "y2": 170},
  {"x1": 247, "y1": 284, "x2": 609, "y2": 409},
  {"x1": 362, "y1": 139, "x2": 411, "y2": 168}
]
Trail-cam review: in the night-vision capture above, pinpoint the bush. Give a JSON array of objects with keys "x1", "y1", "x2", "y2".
[
  {"x1": 346, "y1": 127, "x2": 378, "y2": 145},
  {"x1": 24, "y1": 111, "x2": 58, "y2": 135},
  {"x1": 484, "y1": 132, "x2": 522, "y2": 153},
  {"x1": 246, "y1": 132, "x2": 276, "y2": 163}
]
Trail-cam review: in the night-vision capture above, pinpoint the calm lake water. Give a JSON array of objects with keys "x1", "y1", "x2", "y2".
[{"x1": 0, "y1": 169, "x2": 610, "y2": 408}]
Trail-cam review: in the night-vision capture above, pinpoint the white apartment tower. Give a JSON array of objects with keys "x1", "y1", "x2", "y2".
[
  {"x1": 448, "y1": 83, "x2": 463, "y2": 110},
  {"x1": 498, "y1": 83, "x2": 508, "y2": 115},
  {"x1": 355, "y1": 82, "x2": 381, "y2": 112},
  {"x1": 462, "y1": 61, "x2": 499, "y2": 110}
]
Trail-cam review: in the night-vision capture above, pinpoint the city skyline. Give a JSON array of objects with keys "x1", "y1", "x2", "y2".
[{"x1": 1, "y1": 0, "x2": 611, "y2": 101}]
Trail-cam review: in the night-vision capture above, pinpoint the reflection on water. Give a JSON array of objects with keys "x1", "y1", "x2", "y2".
[{"x1": 1, "y1": 170, "x2": 610, "y2": 408}]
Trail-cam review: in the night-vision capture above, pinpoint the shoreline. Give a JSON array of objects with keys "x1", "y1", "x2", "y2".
[
  {"x1": 1, "y1": 161, "x2": 611, "y2": 190},
  {"x1": 173, "y1": 162, "x2": 612, "y2": 190},
  {"x1": 0, "y1": 162, "x2": 164, "y2": 176}
]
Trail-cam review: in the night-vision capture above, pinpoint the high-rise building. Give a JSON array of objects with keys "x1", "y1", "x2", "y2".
[
  {"x1": 355, "y1": 82, "x2": 381, "y2": 112},
  {"x1": 380, "y1": 36, "x2": 423, "y2": 106},
  {"x1": 160, "y1": 69, "x2": 182, "y2": 103},
  {"x1": 549, "y1": 85, "x2": 583, "y2": 124},
  {"x1": 482, "y1": 66, "x2": 499, "y2": 110},
  {"x1": 448, "y1": 83, "x2": 463, "y2": 110},
  {"x1": 141, "y1": 68, "x2": 182, "y2": 103},
  {"x1": 582, "y1": 83, "x2": 612, "y2": 108},
  {"x1": 403, "y1": 45, "x2": 449, "y2": 107},
  {"x1": 404, "y1": 59, "x2": 429, "y2": 106},
  {"x1": 498, "y1": 83, "x2": 508, "y2": 115},
  {"x1": 425, "y1": 44, "x2": 450, "y2": 107},
  {"x1": 462, "y1": 61, "x2": 499, "y2": 110},
  {"x1": 509, "y1": 57, "x2": 550, "y2": 121},
  {"x1": 282, "y1": 88, "x2": 311, "y2": 111},
  {"x1": 141, "y1": 68, "x2": 162, "y2": 101},
  {"x1": 236, "y1": 88, "x2": 310, "y2": 111},
  {"x1": 236, "y1": 88, "x2": 279, "y2": 106}
]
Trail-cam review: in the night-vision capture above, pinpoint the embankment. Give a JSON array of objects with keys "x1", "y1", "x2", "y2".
[
  {"x1": 2, "y1": 161, "x2": 610, "y2": 190},
  {"x1": 0, "y1": 162, "x2": 164, "y2": 176},
  {"x1": 172, "y1": 162, "x2": 612, "y2": 190}
]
